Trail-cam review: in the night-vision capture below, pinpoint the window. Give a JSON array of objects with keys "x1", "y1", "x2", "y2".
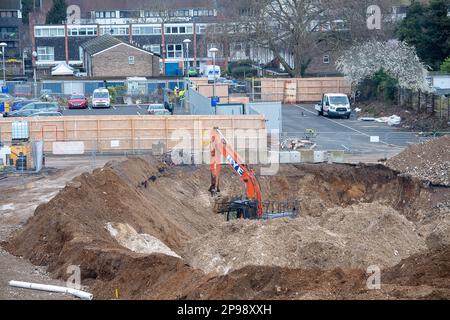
[
  {"x1": 166, "y1": 44, "x2": 183, "y2": 58},
  {"x1": 37, "y1": 47, "x2": 54, "y2": 61},
  {"x1": 95, "y1": 11, "x2": 115, "y2": 19},
  {"x1": 164, "y1": 26, "x2": 192, "y2": 34},
  {"x1": 128, "y1": 56, "x2": 135, "y2": 65},
  {"x1": 79, "y1": 47, "x2": 84, "y2": 62},
  {"x1": 106, "y1": 27, "x2": 129, "y2": 35},
  {"x1": 0, "y1": 11, "x2": 18, "y2": 18},
  {"x1": 35, "y1": 27, "x2": 64, "y2": 37},
  {"x1": 323, "y1": 55, "x2": 330, "y2": 64},
  {"x1": 68, "y1": 27, "x2": 97, "y2": 36},
  {"x1": 135, "y1": 26, "x2": 163, "y2": 35},
  {"x1": 196, "y1": 25, "x2": 206, "y2": 34},
  {"x1": 144, "y1": 44, "x2": 161, "y2": 55}
]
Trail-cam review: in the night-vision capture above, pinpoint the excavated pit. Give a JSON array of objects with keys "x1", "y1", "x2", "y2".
[{"x1": 4, "y1": 156, "x2": 450, "y2": 299}]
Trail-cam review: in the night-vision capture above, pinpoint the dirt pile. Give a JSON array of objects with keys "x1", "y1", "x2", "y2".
[
  {"x1": 4, "y1": 156, "x2": 450, "y2": 300},
  {"x1": 184, "y1": 203, "x2": 426, "y2": 274},
  {"x1": 5, "y1": 156, "x2": 220, "y2": 277},
  {"x1": 386, "y1": 135, "x2": 450, "y2": 186}
]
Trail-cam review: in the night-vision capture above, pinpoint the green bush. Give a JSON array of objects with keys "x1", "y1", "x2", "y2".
[
  {"x1": 228, "y1": 60, "x2": 257, "y2": 78},
  {"x1": 358, "y1": 69, "x2": 398, "y2": 103}
]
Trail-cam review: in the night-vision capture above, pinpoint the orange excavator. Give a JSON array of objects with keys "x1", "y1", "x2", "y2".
[{"x1": 209, "y1": 127, "x2": 298, "y2": 221}]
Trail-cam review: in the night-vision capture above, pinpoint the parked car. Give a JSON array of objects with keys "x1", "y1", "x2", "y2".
[
  {"x1": 12, "y1": 100, "x2": 40, "y2": 111},
  {"x1": 67, "y1": 94, "x2": 88, "y2": 109},
  {"x1": 315, "y1": 93, "x2": 351, "y2": 119},
  {"x1": 21, "y1": 102, "x2": 62, "y2": 113},
  {"x1": 187, "y1": 67, "x2": 199, "y2": 77},
  {"x1": 3, "y1": 109, "x2": 39, "y2": 117},
  {"x1": 147, "y1": 104, "x2": 165, "y2": 114},
  {"x1": 151, "y1": 109, "x2": 171, "y2": 116},
  {"x1": 29, "y1": 111, "x2": 63, "y2": 117},
  {"x1": 91, "y1": 88, "x2": 111, "y2": 108},
  {"x1": 0, "y1": 93, "x2": 13, "y2": 103}
]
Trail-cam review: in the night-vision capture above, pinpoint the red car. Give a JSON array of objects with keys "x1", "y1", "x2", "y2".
[{"x1": 67, "y1": 94, "x2": 88, "y2": 109}]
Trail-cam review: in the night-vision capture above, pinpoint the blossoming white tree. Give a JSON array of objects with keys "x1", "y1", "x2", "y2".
[{"x1": 336, "y1": 40, "x2": 431, "y2": 92}]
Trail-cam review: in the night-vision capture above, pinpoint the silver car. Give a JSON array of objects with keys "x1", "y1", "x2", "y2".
[
  {"x1": 21, "y1": 102, "x2": 62, "y2": 113},
  {"x1": 29, "y1": 111, "x2": 63, "y2": 117}
]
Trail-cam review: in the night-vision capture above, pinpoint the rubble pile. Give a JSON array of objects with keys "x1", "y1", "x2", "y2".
[{"x1": 386, "y1": 135, "x2": 450, "y2": 186}]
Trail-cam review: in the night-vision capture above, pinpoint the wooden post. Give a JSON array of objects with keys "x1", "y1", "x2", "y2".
[
  {"x1": 97, "y1": 119, "x2": 100, "y2": 152},
  {"x1": 131, "y1": 118, "x2": 134, "y2": 152}
]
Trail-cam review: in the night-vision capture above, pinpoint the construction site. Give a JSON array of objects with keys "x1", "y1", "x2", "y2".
[{"x1": 0, "y1": 130, "x2": 449, "y2": 300}]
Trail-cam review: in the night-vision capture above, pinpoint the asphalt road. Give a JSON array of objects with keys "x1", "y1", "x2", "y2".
[
  {"x1": 60, "y1": 102, "x2": 426, "y2": 156},
  {"x1": 282, "y1": 104, "x2": 425, "y2": 155}
]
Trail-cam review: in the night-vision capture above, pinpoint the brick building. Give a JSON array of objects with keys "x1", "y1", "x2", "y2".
[
  {"x1": 0, "y1": 0, "x2": 22, "y2": 59},
  {"x1": 80, "y1": 34, "x2": 160, "y2": 77}
]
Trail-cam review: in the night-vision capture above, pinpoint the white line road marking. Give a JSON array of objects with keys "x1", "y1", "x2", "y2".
[
  {"x1": 293, "y1": 105, "x2": 395, "y2": 147},
  {"x1": 112, "y1": 105, "x2": 117, "y2": 110},
  {"x1": 137, "y1": 105, "x2": 142, "y2": 109},
  {"x1": 341, "y1": 144, "x2": 350, "y2": 151},
  {"x1": 137, "y1": 111, "x2": 141, "y2": 115}
]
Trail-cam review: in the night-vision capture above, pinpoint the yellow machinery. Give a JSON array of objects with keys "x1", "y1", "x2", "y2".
[{"x1": 10, "y1": 143, "x2": 32, "y2": 170}]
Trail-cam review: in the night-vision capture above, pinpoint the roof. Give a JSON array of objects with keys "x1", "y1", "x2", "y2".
[
  {"x1": 42, "y1": 0, "x2": 213, "y2": 12},
  {"x1": 80, "y1": 34, "x2": 123, "y2": 56},
  {"x1": 51, "y1": 62, "x2": 75, "y2": 76},
  {"x1": 81, "y1": 34, "x2": 160, "y2": 57}
]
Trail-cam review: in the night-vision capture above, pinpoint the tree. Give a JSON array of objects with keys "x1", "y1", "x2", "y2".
[
  {"x1": 397, "y1": 0, "x2": 450, "y2": 70},
  {"x1": 441, "y1": 56, "x2": 450, "y2": 73},
  {"x1": 336, "y1": 40, "x2": 430, "y2": 92},
  {"x1": 21, "y1": 0, "x2": 34, "y2": 24},
  {"x1": 228, "y1": 0, "x2": 395, "y2": 77},
  {"x1": 45, "y1": 0, "x2": 68, "y2": 25}
]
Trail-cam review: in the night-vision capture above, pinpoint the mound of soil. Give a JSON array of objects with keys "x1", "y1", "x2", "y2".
[
  {"x1": 5, "y1": 156, "x2": 221, "y2": 277},
  {"x1": 184, "y1": 203, "x2": 426, "y2": 274},
  {"x1": 386, "y1": 135, "x2": 450, "y2": 186},
  {"x1": 4, "y1": 157, "x2": 450, "y2": 300}
]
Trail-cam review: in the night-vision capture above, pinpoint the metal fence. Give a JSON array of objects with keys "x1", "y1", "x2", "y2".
[
  {"x1": 2, "y1": 132, "x2": 447, "y2": 165},
  {"x1": 398, "y1": 89, "x2": 450, "y2": 120}
]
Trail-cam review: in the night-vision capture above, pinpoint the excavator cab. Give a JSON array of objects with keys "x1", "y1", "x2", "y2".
[{"x1": 226, "y1": 199, "x2": 259, "y2": 221}]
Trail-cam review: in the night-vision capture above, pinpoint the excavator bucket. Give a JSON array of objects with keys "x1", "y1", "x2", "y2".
[{"x1": 215, "y1": 197, "x2": 300, "y2": 221}]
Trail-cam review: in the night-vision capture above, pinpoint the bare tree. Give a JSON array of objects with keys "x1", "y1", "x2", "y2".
[{"x1": 222, "y1": 0, "x2": 398, "y2": 77}]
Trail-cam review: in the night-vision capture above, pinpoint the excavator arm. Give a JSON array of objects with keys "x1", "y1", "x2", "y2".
[{"x1": 209, "y1": 127, "x2": 264, "y2": 218}]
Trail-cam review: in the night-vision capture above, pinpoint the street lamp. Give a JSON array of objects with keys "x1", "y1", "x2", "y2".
[
  {"x1": 209, "y1": 47, "x2": 219, "y2": 113},
  {"x1": 183, "y1": 39, "x2": 191, "y2": 77},
  {"x1": 32, "y1": 51, "x2": 38, "y2": 98},
  {"x1": 0, "y1": 42, "x2": 7, "y2": 87}
]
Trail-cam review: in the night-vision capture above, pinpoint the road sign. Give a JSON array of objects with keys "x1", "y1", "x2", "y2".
[{"x1": 211, "y1": 96, "x2": 220, "y2": 107}]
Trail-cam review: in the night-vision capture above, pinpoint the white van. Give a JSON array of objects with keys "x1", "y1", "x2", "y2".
[
  {"x1": 315, "y1": 93, "x2": 351, "y2": 119},
  {"x1": 206, "y1": 65, "x2": 221, "y2": 83},
  {"x1": 92, "y1": 88, "x2": 111, "y2": 108}
]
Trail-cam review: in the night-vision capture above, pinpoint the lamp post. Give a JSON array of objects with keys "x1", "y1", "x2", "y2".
[
  {"x1": 209, "y1": 47, "x2": 219, "y2": 113},
  {"x1": 183, "y1": 39, "x2": 191, "y2": 78},
  {"x1": 0, "y1": 42, "x2": 7, "y2": 87},
  {"x1": 32, "y1": 51, "x2": 38, "y2": 98}
]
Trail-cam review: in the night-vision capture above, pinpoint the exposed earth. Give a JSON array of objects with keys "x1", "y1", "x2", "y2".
[{"x1": 1, "y1": 151, "x2": 449, "y2": 300}]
